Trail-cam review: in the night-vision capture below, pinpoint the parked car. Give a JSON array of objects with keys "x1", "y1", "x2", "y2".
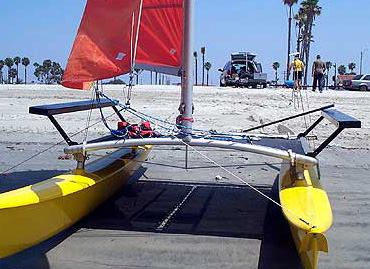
[
  {"x1": 343, "y1": 74, "x2": 370, "y2": 91},
  {"x1": 218, "y1": 52, "x2": 267, "y2": 88}
]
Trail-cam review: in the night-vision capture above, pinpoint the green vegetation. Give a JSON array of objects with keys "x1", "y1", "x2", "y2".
[
  {"x1": 0, "y1": 56, "x2": 64, "y2": 84},
  {"x1": 22, "y1": 57, "x2": 30, "y2": 84},
  {"x1": 294, "y1": 0, "x2": 322, "y2": 85},
  {"x1": 272, "y1": 62, "x2": 280, "y2": 83},
  {"x1": 4, "y1": 58, "x2": 14, "y2": 83},
  {"x1": 193, "y1": 51, "x2": 198, "y2": 85},
  {"x1": 201, "y1": 46, "x2": 206, "y2": 85},
  {"x1": 104, "y1": 78, "x2": 126, "y2": 85},
  {"x1": 204, "y1": 61, "x2": 212, "y2": 86},
  {"x1": 13, "y1": 56, "x2": 21, "y2": 83},
  {"x1": 33, "y1": 60, "x2": 64, "y2": 84},
  {"x1": 338, "y1": 65, "x2": 346, "y2": 75},
  {"x1": 348, "y1": 62, "x2": 356, "y2": 75},
  {"x1": 283, "y1": 0, "x2": 298, "y2": 80},
  {"x1": 0, "y1": 60, "x2": 4, "y2": 83},
  {"x1": 325, "y1": 61, "x2": 332, "y2": 87}
]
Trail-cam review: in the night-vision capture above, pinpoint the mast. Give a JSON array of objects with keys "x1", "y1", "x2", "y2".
[{"x1": 181, "y1": 0, "x2": 195, "y2": 135}]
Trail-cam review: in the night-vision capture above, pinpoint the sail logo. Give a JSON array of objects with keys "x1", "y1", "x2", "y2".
[
  {"x1": 170, "y1": 49, "x2": 177, "y2": 55},
  {"x1": 116, "y1": 52, "x2": 127, "y2": 61}
]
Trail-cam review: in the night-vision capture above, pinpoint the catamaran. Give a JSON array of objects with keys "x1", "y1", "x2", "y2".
[{"x1": 0, "y1": 1, "x2": 361, "y2": 268}]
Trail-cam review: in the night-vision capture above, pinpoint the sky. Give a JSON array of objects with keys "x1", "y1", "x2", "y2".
[{"x1": 1, "y1": 0, "x2": 370, "y2": 85}]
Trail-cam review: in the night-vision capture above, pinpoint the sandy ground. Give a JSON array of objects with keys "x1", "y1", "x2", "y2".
[{"x1": 0, "y1": 84, "x2": 369, "y2": 268}]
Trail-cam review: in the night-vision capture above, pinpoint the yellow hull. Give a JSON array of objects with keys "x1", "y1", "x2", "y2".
[
  {"x1": 0, "y1": 146, "x2": 151, "y2": 259},
  {"x1": 279, "y1": 161, "x2": 332, "y2": 269}
]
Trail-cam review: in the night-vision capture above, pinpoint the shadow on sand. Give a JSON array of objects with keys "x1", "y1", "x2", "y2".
[{"x1": 0, "y1": 168, "x2": 302, "y2": 268}]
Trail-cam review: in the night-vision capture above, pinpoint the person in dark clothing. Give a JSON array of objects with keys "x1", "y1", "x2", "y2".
[{"x1": 312, "y1": 55, "x2": 326, "y2": 92}]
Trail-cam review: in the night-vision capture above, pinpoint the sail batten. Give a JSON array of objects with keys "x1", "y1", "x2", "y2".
[{"x1": 62, "y1": 0, "x2": 184, "y2": 89}]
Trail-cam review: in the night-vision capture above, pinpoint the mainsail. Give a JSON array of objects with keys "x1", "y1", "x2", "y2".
[{"x1": 62, "y1": 0, "x2": 184, "y2": 89}]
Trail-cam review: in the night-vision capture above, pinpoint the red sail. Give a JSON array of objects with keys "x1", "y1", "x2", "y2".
[
  {"x1": 136, "y1": 0, "x2": 184, "y2": 76},
  {"x1": 62, "y1": 0, "x2": 184, "y2": 89}
]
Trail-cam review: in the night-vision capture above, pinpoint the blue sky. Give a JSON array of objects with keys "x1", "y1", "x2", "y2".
[{"x1": 1, "y1": 0, "x2": 370, "y2": 85}]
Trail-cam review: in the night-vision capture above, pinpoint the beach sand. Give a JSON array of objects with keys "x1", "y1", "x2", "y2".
[{"x1": 0, "y1": 84, "x2": 369, "y2": 268}]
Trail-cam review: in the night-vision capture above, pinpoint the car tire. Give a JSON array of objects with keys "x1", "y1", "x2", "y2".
[{"x1": 360, "y1": 85, "x2": 368, "y2": 91}]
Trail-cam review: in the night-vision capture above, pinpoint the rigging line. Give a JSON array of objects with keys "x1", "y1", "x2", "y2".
[
  {"x1": 83, "y1": 83, "x2": 96, "y2": 142},
  {"x1": 179, "y1": 139, "x2": 313, "y2": 229},
  {"x1": 100, "y1": 92, "x2": 252, "y2": 138},
  {"x1": 126, "y1": 11, "x2": 135, "y2": 105},
  {"x1": 132, "y1": 0, "x2": 144, "y2": 70},
  {"x1": 304, "y1": 86, "x2": 316, "y2": 148},
  {"x1": 126, "y1": 0, "x2": 144, "y2": 105},
  {"x1": 96, "y1": 88, "x2": 127, "y2": 138},
  {"x1": 130, "y1": 12, "x2": 134, "y2": 70},
  {"x1": 0, "y1": 110, "x2": 121, "y2": 176}
]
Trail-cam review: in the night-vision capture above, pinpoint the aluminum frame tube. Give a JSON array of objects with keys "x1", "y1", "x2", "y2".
[{"x1": 64, "y1": 138, "x2": 318, "y2": 166}]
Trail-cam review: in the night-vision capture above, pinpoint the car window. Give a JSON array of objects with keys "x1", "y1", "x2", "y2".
[
  {"x1": 232, "y1": 63, "x2": 246, "y2": 72},
  {"x1": 363, "y1": 75, "x2": 370, "y2": 80},
  {"x1": 224, "y1": 61, "x2": 231, "y2": 70},
  {"x1": 353, "y1": 75, "x2": 363, "y2": 80}
]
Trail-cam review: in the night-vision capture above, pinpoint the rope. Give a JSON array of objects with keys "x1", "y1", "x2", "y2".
[
  {"x1": 95, "y1": 88, "x2": 127, "y2": 138},
  {"x1": 132, "y1": 0, "x2": 143, "y2": 71},
  {"x1": 83, "y1": 84, "x2": 96, "y2": 142},
  {"x1": 125, "y1": 0, "x2": 144, "y2": 106},
  {"x1": 99, "y1": 92, "x2": 252, "y2": 139},
  {"x1": 0, "y1": 110, "x2": 122, "y2": 176},
  {"x1": 179, "y1": 139, "x2": 313, "y2": 229}
]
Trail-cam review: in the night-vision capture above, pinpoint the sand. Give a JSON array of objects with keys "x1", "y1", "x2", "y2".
[{"x1": 0, "y1": 84, "x2": 369, "y2": 268}]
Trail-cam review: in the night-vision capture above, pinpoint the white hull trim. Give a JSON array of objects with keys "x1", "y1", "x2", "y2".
[{"x1": 64, "y1": 138, "x2": 317, "y2": 165}]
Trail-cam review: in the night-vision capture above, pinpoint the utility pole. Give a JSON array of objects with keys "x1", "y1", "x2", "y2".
[
  {"x1": 333, "y1": 63, "x2": 337, "y2": 88},
  {"x1": 360, "y1": 49, "x2": 368, "y2": 75},
  {"x1": 194, "y1": 51, "x2": 198, "y2": 85},
  {"x1": 201, "y1": 47, "x2": 205, "y2": 86},
  {"x1": 286, "y1": 5, "x2": 293, "y2": 81}
]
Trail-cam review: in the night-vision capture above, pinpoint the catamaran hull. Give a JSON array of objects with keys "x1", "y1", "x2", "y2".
[
  {"x1": 0, "y1": 146, "x2": 151, "y2": 259},
  {"x1": 279, "y1": 160, "x2": 332, "y2": 269}
]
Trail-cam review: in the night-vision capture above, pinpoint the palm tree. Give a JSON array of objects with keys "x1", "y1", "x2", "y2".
[
  {"x1": 272, "y1": 62, "x2": 280, "y2": 84},
  {"x1": 325, "y1": 61, "x2": 332, "y2": 87},
  {"x1": 10, "y1": 68, "x2": 17, "y2": 84},
  {"x1": 193, "y1": 51, "x2": 198, "y2": 85},
  {"x1": 21, "y1": 57, "x2": 30, "y2": 84},
  {"x1": 201, "y1": 46, "x2": 206, "y2": 85},
  {"x1": 4, "y1": 58, "x2": 14, "y2": 83},
  {"x1": 294, "y1": 11, "x2": 307, "y2": 56},
  {"x1": 283, "y1": 0, "x2": 298, "y2": 80},
  {"x1": 348, "y1": 62, "x2": 356, "y2": 74},
  {"x1": 299, "y1": 0, "x2": 322, "y2": 85},
  {"x1": 338, "y1": 65, "x2": 346, "y2": 75},
  {"x1": 204, "y1": 61, "x2": 212, "y2": 86},
  {"x1": 0, "y1": 60, "x2": 4, "y2": 84},
  {"x1": 13, "y1": 56, "x2": 21, "y2": 83}
]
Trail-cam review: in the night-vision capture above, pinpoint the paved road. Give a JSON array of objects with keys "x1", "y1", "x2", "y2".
[
  {"x1": 1, "y1": 145, "x2": 369, "y2": 268},
  {"x1": 0, "y1": 146, "x2": 304, "y2": 269}
]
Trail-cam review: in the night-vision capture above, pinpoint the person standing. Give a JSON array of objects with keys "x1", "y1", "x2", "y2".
[
  {"x1": 289, "y1": 55, "x2": 305, "y2": 90},
  {"x1": 312, "y1": 55, "x2": 326, "y2": 92}
]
